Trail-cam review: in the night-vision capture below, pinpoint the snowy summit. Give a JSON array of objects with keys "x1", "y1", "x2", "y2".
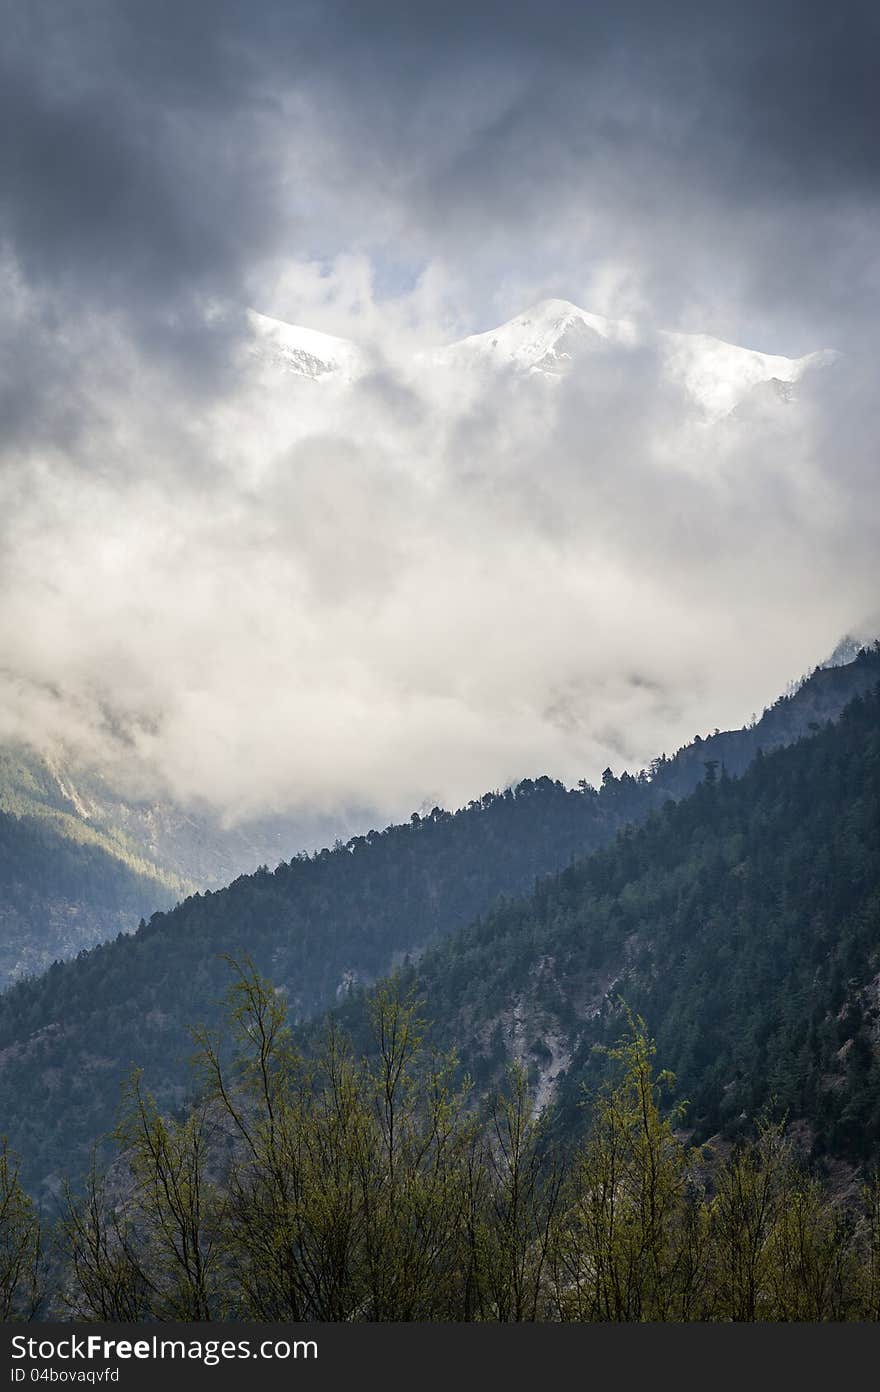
[{"x1": 248, "y1": 297, "x2": 838, "y2": 419}]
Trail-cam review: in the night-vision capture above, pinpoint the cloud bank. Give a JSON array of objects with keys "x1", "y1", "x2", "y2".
[{"x1": 0, "y1": 1, "x2": 877, "y2": 830}]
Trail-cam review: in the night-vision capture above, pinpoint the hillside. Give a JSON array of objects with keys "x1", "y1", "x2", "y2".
[
  {"x1": 0, "y1": 647, "x2": 876, "y2": 1197},
  {"x1": 0, "y1": 745, "x2": 191, "y2": 988},
  {"x1": 0, "y1": 740, "x2": 360, "y2": 981},
  {"x1": 362, "y1": 681, "x2": 880, "y2": 1168},
  {"x1": 0, "y1": 810, "x2": 181, "y2": 988},
  {"x1": 0, "y1": 742, "x2": 326, "y2": 891}
]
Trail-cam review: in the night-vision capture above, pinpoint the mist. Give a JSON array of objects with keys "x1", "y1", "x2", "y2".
[
  {"x1": 0, "y1": 285, "x2": 876, "y2": 827},
  {"x1": 1, "y1": 0, "x2": 878, "y2": 830}
]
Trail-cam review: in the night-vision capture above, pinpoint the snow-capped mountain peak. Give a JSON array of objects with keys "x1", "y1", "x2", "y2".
[
  {"x1": 430, "y1": 298, "x2": 639, "y2": 374},
  {"x1": 431, "y1": 298, "x2": 837, "y2": 416},
  {"x1": 247, "y1": 309, "x2": 366, "y2": 383},
  {"x1": 246, "y1": 299, "x2": 838, "y2": 418},
  {"x1": 657, "y1": 330, "x2": 838, "y2": 418}
]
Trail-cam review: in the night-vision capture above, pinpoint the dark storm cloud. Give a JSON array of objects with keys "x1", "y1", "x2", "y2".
[
  {"x1": 2, "y1": 2, "x2": 878, "y2": 342},
  {"x1": 1, "y1": 3, "x2": 282, "y2": 387}
]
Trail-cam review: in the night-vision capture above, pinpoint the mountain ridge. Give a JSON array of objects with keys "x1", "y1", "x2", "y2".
[{"x1": 249, "y1": 296, "x2": 839, "y2": 417}]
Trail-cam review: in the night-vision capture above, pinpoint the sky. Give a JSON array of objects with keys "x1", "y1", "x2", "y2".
[{"x1": 0, "y1": 1, "x2": 878, "y2": 834}]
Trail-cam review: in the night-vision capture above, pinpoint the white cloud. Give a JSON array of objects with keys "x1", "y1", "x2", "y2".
[{"x1": 1, "y1": 258, "x2": 876, "y2": 830}]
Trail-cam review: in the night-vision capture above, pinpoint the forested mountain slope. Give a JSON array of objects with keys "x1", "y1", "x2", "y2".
[
  {"x1": 0, "y1": 745, "x2": 192, "y2": 986},
  {"x1": 0, "y1": 746, "x2": 353, "y2": 985},
  {"x1": 0, "y1": 745, "x2": 194, "y2": 893},
  {"x1": 0, "y1": 810, "x2": 180, "y2": 988},
  {"x1": 0, "y1": 740, "x2": 350, "y2": 898},
  {"x1": 366, "y1": 683, "x2": 880, "y2": 1167},
  {"x1": 0, "y1": 646, "x2": 876, "y2": 1196},
  {"x1": 0, "y1": 778, "x2": 623, "y2": 1196}
]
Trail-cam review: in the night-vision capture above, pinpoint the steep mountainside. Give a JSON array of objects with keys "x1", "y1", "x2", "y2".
[
  {"x1": 0, "y1": 810, "x2": 179, "y2": 987},
  {"x1": 0, "y1": 744, "x2": 192, "y2": 893},
  {"x1": 360, "y1": 683, "x2": 880, "y2": 1168},
  {"x1": 0, "y1": 740, "x2": 365, "y2": 981},
  {"x1": 0, "y1": 647, "x2": 876, "y2": 1196},
  {"x1": 0, "y1": 742, "x2": 338, "y2": 891}
]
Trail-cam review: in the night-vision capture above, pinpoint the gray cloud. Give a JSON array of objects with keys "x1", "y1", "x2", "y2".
[
  {"x1": 0, "y1": 1, "x2": 878, "y2": 832},
  {"x1": 0, "y1": 327, "x2": 875, "y2": 826},
  {"x1": 3, "y1": 2, "x2": 879, "y2": 341}
]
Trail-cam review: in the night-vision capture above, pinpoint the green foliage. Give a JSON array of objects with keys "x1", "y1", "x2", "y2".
[
  {"x1": 61, "y1": 1160, "x2": 150, "y2": 1321},
  {"x1": 0, "y1": 1138, "x2": 42, "y2": 1320},
  {"x1": 550, "y1": 1018, "x2": 702, "y2": 1320},
  {"x1": 474, "y1": 1064, "x2": 563, "y2": 1321},
  {"x1": 50, "y1": 979, "x2": 880, "y2": 1321}
]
